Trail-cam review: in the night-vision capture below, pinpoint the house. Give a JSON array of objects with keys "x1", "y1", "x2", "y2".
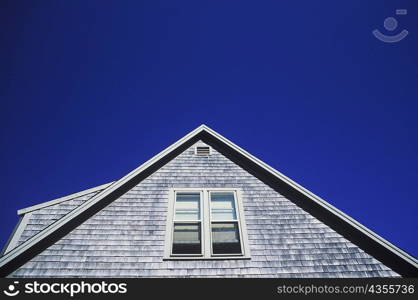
[{"x1": 1, "y1": 125, "x2": 417, "y2": 277}]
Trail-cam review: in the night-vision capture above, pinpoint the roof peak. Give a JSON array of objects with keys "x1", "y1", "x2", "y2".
[{"x1": 1, "y1": 124, "x2": 417, "y2": 276}]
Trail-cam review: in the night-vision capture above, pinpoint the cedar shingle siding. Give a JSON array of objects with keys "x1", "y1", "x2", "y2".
[
  {"x1": 16, "y1": 191, "x2": 101, "y2": 247},
  {"x1": 8, "y1": 141, "x2": 399, "y2": 277}
]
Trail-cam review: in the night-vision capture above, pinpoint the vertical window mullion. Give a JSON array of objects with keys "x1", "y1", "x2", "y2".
[
  {"x1": 234, "y1": 191, "x2": 245, "y2": 255},
  {"x1": 208, "y1": 191, "x2": 214, "y2": 256},
  {"x1": 203, "y1": 190, "x2": 211, "y2": 257}
]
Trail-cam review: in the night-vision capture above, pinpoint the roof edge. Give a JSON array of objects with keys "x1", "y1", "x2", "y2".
[
  {"x1": 202, "y1": 126, "x2": 418, "y2": 269},
  {"x1": 17, "y1": 182, "x2": 114, "y2": 216},
  {"x1": 1, "y1": 213, "x2": 32, "y2": 255},
  {"x1": 0, "y1": 124, "x2": 416, "y2": 276},
  {"x1": 0, "y1": 125, "x2": 206, "y2": 275}
]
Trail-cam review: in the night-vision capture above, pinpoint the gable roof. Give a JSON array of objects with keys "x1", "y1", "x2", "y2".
[{"x1": 0, "y1": 124, "x2": 417, "y2": 277}]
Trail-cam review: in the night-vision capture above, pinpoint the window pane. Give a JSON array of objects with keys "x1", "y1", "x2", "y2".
[
  {"x1": 172, "y1": 223, "x2": 201, "y2": 254},
  {"x1": 210, "y1": 192, "x2": 237, "y2": 220},
  {"x1": 211, "y1": 222, "x2": 242, "y2": 254},
  {"x1": 175, "y1": 193, "x2": 200, "y2": 220}
]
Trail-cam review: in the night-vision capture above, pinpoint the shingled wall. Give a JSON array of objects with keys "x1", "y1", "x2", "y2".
[
  {"x1": 15, "y1": 191, "x2": 102, "y2": 247},
  {"x1": 9, "y1": 141, "x2": 399, "y2": 277}
]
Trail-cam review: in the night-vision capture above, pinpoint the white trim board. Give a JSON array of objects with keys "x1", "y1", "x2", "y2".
[
  {"x1": 0, "y1": 125, "x2": 205, "y2": 275},
  {"x1": 0, "y1": 124, "x2": 417, "y2": 277},
  {"x1": 203, "y1": 126, "x2": 418, "y2": 269},
  {"x1": 2, "y1": 212, "x2": 32, "y2": 255},
  {"x1": 17, "y1": 182, "x2": 114, "y2": 216}
]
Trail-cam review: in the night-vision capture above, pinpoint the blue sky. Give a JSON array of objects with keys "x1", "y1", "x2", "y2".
[{"x1": 1, "y1": 1, "x2": 417, "y2": 258}]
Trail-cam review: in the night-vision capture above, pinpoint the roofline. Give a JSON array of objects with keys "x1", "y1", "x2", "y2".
[
  {"x1": 0, "y1": 124, "x2": 417, "y2": 276},
  {"x1": 202, "y1": 126, "x2": 418, "y2": 269},
  {"x1": 0, "y1": 124, "x2": 207, "y2": 275},
  {"x1": 1, "y1": 213, "x2": 32, "y2": 255},
  {"x1": 17, "y1": 182, "x2": 114, "y2": 216},
  {"x1": 1, "y1": 215, "x2": 24, "y2": 256}
]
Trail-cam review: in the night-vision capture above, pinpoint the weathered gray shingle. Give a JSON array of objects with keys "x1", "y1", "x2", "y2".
[
  {"x1": 9, "y1": 141, "x2": 399, "y2": 277},
  {"x1": 16, "y1": 191, "x2": 101, "y2": 247}
]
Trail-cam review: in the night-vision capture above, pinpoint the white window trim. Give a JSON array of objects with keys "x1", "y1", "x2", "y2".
[
  {"x1": 164, "y1": 188, "x2": 251, "y2": 260},
  {"x1": 170, "y1": 190, "x2": 204, "y2": 258}
]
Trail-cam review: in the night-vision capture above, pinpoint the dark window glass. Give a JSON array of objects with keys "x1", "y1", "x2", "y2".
[
  {"x1": 211, "y1": 222, "x2": 241, "y2": 254},
  {"x1": 172, "y1": 223, "x2": 201, "y2": 254}
]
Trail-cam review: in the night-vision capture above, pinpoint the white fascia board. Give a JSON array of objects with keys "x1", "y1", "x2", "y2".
[
  {"x1": 0, "y1": 125, "x2": 206, "y2": 268},
  {"x1": 202, "y1": 126, "x2": 418, "y2": 268},
  {"x1": 17, "y1": 182, "x2": 114, "y2": 216},
  {"x1": 1, "y1": 124, "x2": 416, "y2": 271},
  {"x1": 2, "y1": 213, "x2": 32, "y2": 254}
]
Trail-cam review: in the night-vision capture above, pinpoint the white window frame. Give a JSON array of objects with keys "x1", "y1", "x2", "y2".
[
  {"x1": 170, "y1": 190, "x2": 204, "y2": 257},
  {"x1": 164, "y1": 188, "x2": 251, "y2": 260}
]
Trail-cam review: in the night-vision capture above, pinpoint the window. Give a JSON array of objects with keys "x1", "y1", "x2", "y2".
[
  {"x1": 210, "y1": 192, "x2": 241, "y2": 255},
  {"x1": 172, "y1": 192, "x2": 202, "y2": 255},
  {"x1": 165, "y1": 189, "x2": 250, "y2": 259}
]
